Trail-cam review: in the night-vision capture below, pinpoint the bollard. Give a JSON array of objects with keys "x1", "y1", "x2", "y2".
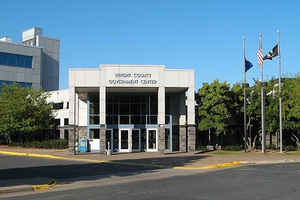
[{"x1": 106, "y1": 141, "x2": 112, "y2": 156}]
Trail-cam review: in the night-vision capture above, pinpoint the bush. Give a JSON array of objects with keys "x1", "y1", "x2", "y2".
[
  {"x1": 196, "y1": 146, "x2": 208, "y2": 151},
  {"x1": 9, "y1": 139, "x2": 68, "y2": 149},
  {"x1": 222, "y1": 145, "x2": 243, "y2": 151},
  {"x1": 284, "y1": 145, "x2": 297, "y2": 151},
  {"x1": 266, "y1": 144, "x2": 277, "y2": 150}
]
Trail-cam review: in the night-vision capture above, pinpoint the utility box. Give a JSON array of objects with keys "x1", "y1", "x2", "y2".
[{"x1": 79, "y1": 137, "x2": 87, "y2": 152}]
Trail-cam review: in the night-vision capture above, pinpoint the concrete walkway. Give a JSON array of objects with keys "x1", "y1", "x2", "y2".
[
  {"x1": 0, "y1": 146, "x2": 300, "y2": 168},
  {"x1": 1, "y1": 145, "x2": 300, "y2": 168}
]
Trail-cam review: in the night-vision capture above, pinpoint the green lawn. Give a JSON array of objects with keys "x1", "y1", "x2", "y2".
[{"x1": 211, "y1": 150, "x2": 246, "y2": 155}]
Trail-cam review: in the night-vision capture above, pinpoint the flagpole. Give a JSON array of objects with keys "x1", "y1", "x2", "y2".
[
  {"x1": 259, "y1": 33, "x2": 266, "y2": 153},
  {"x1": 243, "y1": 36, "x2": 247, "y2": 152},
  {"x1": 278, "y1": 29, "x2": 283, "y2": 153}
]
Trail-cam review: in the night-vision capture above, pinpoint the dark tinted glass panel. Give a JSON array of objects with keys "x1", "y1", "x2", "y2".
[
  {"x1": 53, "y1": 102, "x2": 63, "y2": 109},
  {"x1": 0, "y1": 80, "x2": 32, "y2": 89},
  {"x1": 0, "y1": 52, "x2": 33, "y2": 68},
  {"x1": 64, "y1": 118, "x2": 69, "y2": 125}
]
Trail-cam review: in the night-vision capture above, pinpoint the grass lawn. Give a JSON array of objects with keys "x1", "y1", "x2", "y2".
[{"x1": 211, "y1": 150, "x2": 246, "y2": 155}]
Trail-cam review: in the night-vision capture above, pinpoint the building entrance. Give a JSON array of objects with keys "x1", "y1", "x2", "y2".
[
  {"x1": 132, "y1": 129, "x2": 141, "y2": 152},
  {"x1": 147, "y1": 128, "x2": 158, "y2": 152},
  {"x1": 119, "y1": 128, "x2": 130, "y2": 152}
]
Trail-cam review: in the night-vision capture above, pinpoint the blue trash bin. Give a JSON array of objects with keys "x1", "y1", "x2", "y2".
[{"x1": 79, "y1": 138, "x2": 87, "y2": 153}]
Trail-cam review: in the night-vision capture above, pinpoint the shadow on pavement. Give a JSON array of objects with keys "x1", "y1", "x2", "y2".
[{"x1": 0, "y1": 154, "x2": 209, "y2": 187}]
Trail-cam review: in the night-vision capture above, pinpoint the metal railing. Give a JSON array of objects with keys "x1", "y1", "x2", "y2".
[{"x1": 105, "y1": 114, "x2": 172, "y2": 125}]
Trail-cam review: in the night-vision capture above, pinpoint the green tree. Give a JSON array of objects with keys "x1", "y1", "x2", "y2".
[
  {"x1": 0, "y1": 84, "x2": 54, "y2": 144},
  {"x1": 197, "y1": 80, "x2": 232, "y2": 135}
]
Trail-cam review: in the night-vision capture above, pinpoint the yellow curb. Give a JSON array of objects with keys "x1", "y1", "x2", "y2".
[
  {"x1": 32, "y1": 179, "x2": 57, "y2": 192},
  {"x1": 0, "y1": 150, "x2": 108, "y2": 163},
  {"x1": 173, "y1": 161, "x2": 242, "y2": 170}
]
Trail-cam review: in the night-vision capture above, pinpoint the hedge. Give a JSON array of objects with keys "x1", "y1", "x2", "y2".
[{"x1": 8, "y1": 139, "x2": 68, "y2": 149}]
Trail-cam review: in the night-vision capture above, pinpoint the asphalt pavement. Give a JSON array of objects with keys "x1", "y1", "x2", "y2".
[
  {"x1": 0, "y1": 154, "x2": 162, "y2": 188},
  {"x1": 4, "y1": 162, "x2": 300, "y2": 200}
]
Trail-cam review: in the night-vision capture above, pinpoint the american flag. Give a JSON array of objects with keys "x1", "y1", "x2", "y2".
[{"x1": 257, "y1": 49, "x2": 264, "y2": 67}]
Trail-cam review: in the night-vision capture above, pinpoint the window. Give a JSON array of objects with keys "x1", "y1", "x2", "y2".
[
  {"x1": 64, "y1": 130, "x2": 69, "y2": 140},
  {"x1": 0, "y1": 52, "x2": 33, "y2": 68},
  {"x1": 53, "y1": 102, "x2": 63, "y2": 109},
  {"x1": 0, "y1": 80, "x2": 32, "y2": 89},
  {"x1": 64, "y1": 118, "x2": 69, "y2": 126},
  {"x1": 66, "y1": 102, "x2": 69, "y2": 109}
]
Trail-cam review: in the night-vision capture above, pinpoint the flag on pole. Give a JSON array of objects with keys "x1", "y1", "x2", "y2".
[
  {"x1": 263, "y1": 44, "x2": 278, "y2": 60},
  {"x1": 257, "y1": 49, "x2": 264, "y2": 67},
  {"x1": 245, "y1": 59, "x2": 253, "y2": 72}
]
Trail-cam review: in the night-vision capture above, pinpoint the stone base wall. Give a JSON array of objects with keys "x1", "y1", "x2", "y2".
[
  {"x1": 68, "y1": 128, "x2": 75, "y2": 152},
  {"x1": 99, "y1": 125, "x2": 106, "y2": 153},
  {"x1": 158, "y1": 125, "x2": 165, "y2": 153},
  {"x1": 187, "y1": 125, "x2": 196, "y2": 152},
  {"x1": 179, "y1": 126, "x2": 187, "y2": 152},
  {"x1": 68, "y1": 126, "x2": 87, "y2": 152}
]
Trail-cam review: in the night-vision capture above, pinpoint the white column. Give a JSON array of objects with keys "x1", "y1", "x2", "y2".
[
  {"x1": 158, "y1": 87, "x2": 165, "y2": 124},
  {"x1": 179, "y1": 92, "x2": 186, "y2": 125},
  {"x1": 100, "y1": 86, "x2": 106, "y2": 125},
  {"x1": 69, "y1": 87, "x2": 76, "y2": 125},
  {"x1": 187, "y1": 87, "x2": 195, "y2": 125}
]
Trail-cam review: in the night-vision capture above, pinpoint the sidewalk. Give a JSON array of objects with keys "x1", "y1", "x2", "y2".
[{"x1": 1, "y1": 145, "x2": 300, "y2": 168}]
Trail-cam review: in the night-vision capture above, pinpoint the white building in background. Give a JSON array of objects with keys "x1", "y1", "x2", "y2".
[
  {"x1": 0, "y1": 27, "x2": 59, "y2": 91},
  {"x1": 49, "y1": 64, "x2": 196, "y2": 153}
]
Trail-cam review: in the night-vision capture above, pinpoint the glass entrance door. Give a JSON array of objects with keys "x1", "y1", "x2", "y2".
[
  {"x1": 147, "y1": 128, "x2": 158, "y2": 152},
  {"x1": 119, "y1": 129, "x2": 130, "y2": 152},
  {"x1": 132, "y1": 129, "x2": 141, "y2": 152}
]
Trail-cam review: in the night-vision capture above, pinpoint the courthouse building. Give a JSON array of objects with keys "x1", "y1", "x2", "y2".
[{"x1": 50, "y1": 64, "x2": 196, "y2": 153}]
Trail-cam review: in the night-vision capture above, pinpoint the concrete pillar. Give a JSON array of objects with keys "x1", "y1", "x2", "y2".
[
  {"x1": 68, "y1": 128, "x2": 75, "y2": 152},
  {"x1": 158, "y1": 87, "x2": 165, "y2": 124},
  {"x1": 158, "y1": 125, "x2": 165, "y2": 153},
  {"x1": 60, "y1": 129, "x2": 64, "y2": 139},
  {"x1": 99, "y1": 125, "x2": 106, "y2": 153},
  {"x1": 128, "y1": 129, "x2": 132, "y2": 152},
  {"x1": 187, "y1": 125, "x2": 196, "y2": 152},
  {"x1": 179, "y1": 126, "x2": 187, "y2": 152},
  {"x1": 69, "y1": 87, "x2": 76, "y2": 125},
  {"x1": 100, "y1": 86, "x2": 106, "y2": 125},
  {"x1": 186, "y1": 87, "x2": 195, "y2": 125}
]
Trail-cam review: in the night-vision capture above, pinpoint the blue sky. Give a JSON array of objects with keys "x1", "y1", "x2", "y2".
[{"x1": 1, "y1": 1, "x2": 299, "y2": 90}]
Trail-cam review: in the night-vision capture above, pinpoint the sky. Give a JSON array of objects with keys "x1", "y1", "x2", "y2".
[{"x1": 1, "y1": 0, "x2": 299, "y2": 90}]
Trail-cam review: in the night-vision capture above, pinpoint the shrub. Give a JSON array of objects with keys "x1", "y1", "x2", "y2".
[
  {"x1": 222, "y1": 145, "x2": 243, "y2": 151},
  {"x1": 196, "y1": 146, "x2": 208, "y2": 151},
  {"x1": 266, "y1": 144, "x2": 277, "y2": 150},
  {"x1": 8, "y1": 139, "x2": 68, "y2": 149},
  {"x1": 284, "y1": 145, "x2": 297, "y2": 151}
]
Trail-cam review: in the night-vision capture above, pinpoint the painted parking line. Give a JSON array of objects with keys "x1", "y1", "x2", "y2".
[
  {"x1": 0, "y1": 150, "x2": 166, "y2": 168},
  {"x1": 32, "y1": 179, "x2": 57, "y2": 192},
  {"x1": 0, "y1": 150, "x2": 108, "y2": 163},
  {"x1": 173, "y1": 161, "x2": 242, "y2": 170}
]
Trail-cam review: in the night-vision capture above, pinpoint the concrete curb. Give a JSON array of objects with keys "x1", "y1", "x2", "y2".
[{"x1": 0, "y1": 180, "x2": 57, "y2": 196}]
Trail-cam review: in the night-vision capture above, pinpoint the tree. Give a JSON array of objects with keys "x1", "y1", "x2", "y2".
[
  {"x1": 0, "y1": 84, "x2": 54, "y2": 144},
  {"x1": 197, "y1": 80, "x2": 232, "y2": 136}
]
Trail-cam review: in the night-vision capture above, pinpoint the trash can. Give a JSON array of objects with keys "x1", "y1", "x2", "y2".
[{"x1": 79, "y1": 137, "x2": 87, "y2": 153}]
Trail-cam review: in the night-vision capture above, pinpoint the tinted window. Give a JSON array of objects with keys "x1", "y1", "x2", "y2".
[
  {"x1": 0, "y1": 80, "x2": 32, "y2": 89},
  {"x1": 0, "y1": 52, "x2": 33, "y2": 68},
  {"x1": 53, "y1": 102, "x2": 64, "y2": 109}
]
